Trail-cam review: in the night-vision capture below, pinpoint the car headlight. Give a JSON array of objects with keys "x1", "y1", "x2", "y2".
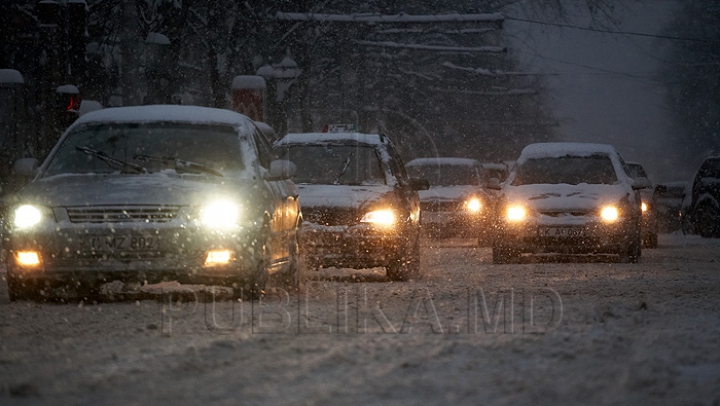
[
  {"x1": 361, "y1": 209, "x2": 396, "y2": 227},
  {"x1": 601, "y1": 206, "x2": 619, "y2": 222},
  {"x1": 14, "y1": 205, "x2": 45, "y2": 229},
  {"x1": 506, "y1": 205, "x2": 527, "y2": 222},
  {"x1": 464, "y1": 197, "x2": 482, "y2": 213},
  {"x1": 199, "y1": 200, "x2": 241, "y2": 228},
  {"x1": 641, "y1": 202, "x2": 648, "y2": 213}
]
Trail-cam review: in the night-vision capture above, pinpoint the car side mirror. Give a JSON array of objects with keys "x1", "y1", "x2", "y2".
[
  {"x1": 407, "y1": 177, "x2": 429, "y2": 191},
  {"x1": 632, "y1": 176, "x2": 651, "y2": 190},
  {"x1": 485, "y1": 177, "x2": 502, "y2": 190},
  {"x1": 265, "y1": 159, "x2": 296, "y2": 181},
  {"x1": 13, "y1": 158, "x2": 39, "y2": 178}
]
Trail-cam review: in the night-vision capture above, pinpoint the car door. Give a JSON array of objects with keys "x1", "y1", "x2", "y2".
[
  {"x1": 252, "y1": 126, "x2": 297, "y2": 267},
  {"x1": 385, "y1": 142, "x2": 421, "y2": 232}
]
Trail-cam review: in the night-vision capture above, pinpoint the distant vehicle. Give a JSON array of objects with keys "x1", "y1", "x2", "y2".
[
  {"x1": 405, "y1": 157, "x2": 493, "y2": 242},
  {"x1": 625, "y1": 161, "x2": 659, "y2": 248},
  {"x1": 274, "y1": 131, "x2": 428, "y2": 281},
  {"x1": 681, "y1": 156, "x2": 720, "y2": 237},
  {"x1": 480, "y1": 162, "x2": 509, "y2": 183},
  {"x1": 3, "y1": 105, "x2": 301, "y2": 301},
  {"x1": 654, "y1": 181, "x2": 687, "y2": 233},
  {"x1": 489, "y1": 142, "x2": 644, "y2": 264}
]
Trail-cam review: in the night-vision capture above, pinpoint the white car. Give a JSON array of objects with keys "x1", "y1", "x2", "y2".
[{"x1": 489, "y1": 142, "x2": 644, "y2": 263}]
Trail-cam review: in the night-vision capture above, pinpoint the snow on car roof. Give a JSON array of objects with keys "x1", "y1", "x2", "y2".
[
  {"x1": 71, "y1": 105, "x2": 252, "y2": 128},
  {"x1": 480, "y1": 162, "x2": 508, "y2": 170},
  {"x1": 275, "y1": 132, "x2": 384, "y2": 146},
  {"x1": 406, "y1": 157, "x2": 479, "y2": 167},
  {"x1": 0, "y1": 69, "x2": 24, "y2": 84},
  {"x1": 519, "y1": 142, "x2": 619, "y2": 160}
]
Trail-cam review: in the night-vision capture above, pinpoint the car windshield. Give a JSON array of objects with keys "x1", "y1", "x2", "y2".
[
  {"x1": 407, "y1": 164, "x2": 478, "y2": 186},
  {"x1": 480, "y1": 167, "x2": 507, "y2": 183},
  {"x1": 511, "y1": 155, "x2": 618, "y2": 186},
  {"x1": 43, "y1": 122, "x2": 245, "y2": 177},
  {"x1": 626, "y1": 164, "x2": 647, "y2": 179},
  {"x1": 277, "y1": 144, "x2": 385, "y2": 185}
]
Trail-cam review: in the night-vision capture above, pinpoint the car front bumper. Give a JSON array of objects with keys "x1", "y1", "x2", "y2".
[
  {"x1": 300, "y1": 222, "x2": 405, "y2": 268},
  {"x1": 5, "y1": 221, "x2": 265, "y2": 286},
  {"x1": 421, "y1": 211, "x2": 491, "y2": 237},
  {"x1": 494, "y1": 216, "x2": 638, "y2": 255}
]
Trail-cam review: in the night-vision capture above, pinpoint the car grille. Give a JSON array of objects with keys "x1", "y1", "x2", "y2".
[
  {"x1": 538, "y1": 210, "x2": 593, "y2": 217},
  {"x1": 303, "y1": 207, "x2": 358, "y2": 226},
  {"x1": 421, "y1": 201, "x2": 459, "y2": 212},
  {"x1": 67, "y1": 205, "x2": 180, "y2": 223}
]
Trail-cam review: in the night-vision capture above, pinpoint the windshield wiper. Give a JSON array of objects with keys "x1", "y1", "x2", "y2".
[
  {"x1": 332, "y1": 152, "x2": 353, "y2": 185},
  {"x1": 76, "y1": 146, "x2": 147, "y2": 174},
  {"x1": 134, "y1": 154, "x2": 223, "y2": 177}
]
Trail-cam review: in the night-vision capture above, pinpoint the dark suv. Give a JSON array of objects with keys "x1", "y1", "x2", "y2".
[
  {"x1": 274, "y1": 132, "x2": 428, "y2": 281},
  {"x1": 682, "y1": 156, "x2": 720, "y2": 238}
]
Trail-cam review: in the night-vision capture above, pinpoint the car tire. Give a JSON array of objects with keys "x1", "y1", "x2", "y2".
[
  {"x1": 274, "y1": 234, "x2": 300, "y2": 292},
  {"x1": 619, "y1": 235, "x2": 641, "y2": 263},
  {"x1": 695, "y1": 203, "x2": 720, "y2": 238},
  {"x1": 232, "y1": 256, "x2": 269, "y2": 301},
  {"x1": 7, "y1": 273, "x2": 41, "y2": 302},
  {"x1": 643, "y1": 232, "x2": 658, "y2": 249},
  {"x1": 386, "y1": 236, "x2": 420, "y2": 282}
]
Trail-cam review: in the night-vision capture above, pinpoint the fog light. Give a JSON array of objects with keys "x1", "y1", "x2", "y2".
[
  {"x1": 205, "y1": 249, "x2": 233, "y2": 266},
  {"x1": 16, "y1": 251, "x2": 41, "y2": 267}
]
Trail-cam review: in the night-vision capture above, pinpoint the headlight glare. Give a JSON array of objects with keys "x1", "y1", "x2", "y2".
[
  {"x1": 361, "y1": 209, "x2": 396, "y2": 227},
  {"x1": 14, "y1": 205, "x2": 44, "y2": 229},
  {"x1": 601, "y1": 206, "x2": 619, "y2": 222},
  {"x1": 465, "y1": 197, "x2": 482, "y2": 213},
  {"x1": 506, "y1": 206, "x2": 526, "y2": 222},
  {"x1": 641, "y1": 202, "x2": 648, "y2": 213},
  {"x1": 200, "y1": 200, "x2": 241, "y2": 228}
]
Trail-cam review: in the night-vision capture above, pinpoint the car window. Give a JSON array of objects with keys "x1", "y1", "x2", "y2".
[
  {"x1": 511, "y1": 155, "x2": 619, "y2": 186},
  {"x1": 480, "y1": 167, "x2": 506, "y2": 183},
  {"x1": 277, "y1": 144, "x2": 385, "y2": 185},
  {"x1": 385, "y1": 143, "x2": 408, "y2": 182},
  {"x1": 43, "y1": 123, "x2": 245, "y2": 176},
  {"x1": 407, "y1": 164, "x2": 479, "y2": 186},
  {"x1": 626, "y1": 164, "x2": 648, "y2": 179},
  {"x1": 698, "y1": 158, "x2": 720, "y2": 179},
  {"x1": 252, "y1": 127, "x2": 276, "y2": 169}
]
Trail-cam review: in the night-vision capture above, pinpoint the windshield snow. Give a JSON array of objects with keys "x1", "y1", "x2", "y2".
[
  {"x1": 277, "y1": 144, "x2": 385, "y2": 185},
  {"x1": 43, "y1": 123, "x2": 245, "y2": 177},
  {"x1": 511, "y1": 155, "x2": 618, "y2": 186},
  {"x1": 407, "y1": 164, "x2": 479, "y2": 186}
]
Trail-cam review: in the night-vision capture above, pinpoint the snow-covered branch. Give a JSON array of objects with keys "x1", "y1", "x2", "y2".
[
  {"x1": 441, "y1": 61, "x2": 552, "y2": 76},
  {"x1": 357, "y1": 41, "x2": 507, "y2": 53},
  {"x1": 274, "y1": 12, "x2": 504, "y2": 24}
]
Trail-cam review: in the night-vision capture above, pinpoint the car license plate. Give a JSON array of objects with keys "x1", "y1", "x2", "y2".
[
  {"x1": 537, "y1": 227, "x2": 586, "y2": 238},
  {"x1": 84, "y1": 235, "x2": 157, "y2": 251}
]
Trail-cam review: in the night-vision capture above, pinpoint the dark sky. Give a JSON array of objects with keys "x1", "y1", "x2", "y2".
[{"x1": 507, "y1": 0, "x2": 684, "y2": 183}]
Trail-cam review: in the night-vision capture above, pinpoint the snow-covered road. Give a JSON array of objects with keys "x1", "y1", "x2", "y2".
[{"x1": 1, "y1": 234, "x2": 719, "y2": 405}]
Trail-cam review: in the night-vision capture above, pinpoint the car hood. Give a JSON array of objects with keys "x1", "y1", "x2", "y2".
[
  {"x1": 419, "y1": 185, "x2": 486, "y2": 202},
  {"x1": 503, "y1": 183, "x2": 633, "y2": 212},
  {"x1": 16, "y1": 173, "x2": 257, "y2": 207},
  {"x1": 297, "y1": 184, "x2": 392, "y2": 210}
]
